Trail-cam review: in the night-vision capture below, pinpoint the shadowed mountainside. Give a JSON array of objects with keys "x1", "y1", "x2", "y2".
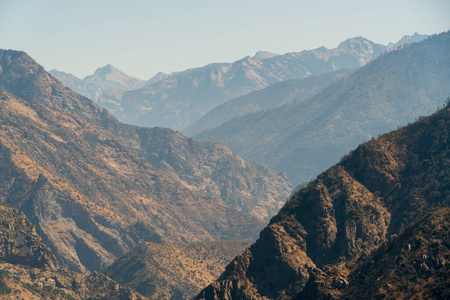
[{"x1": 196, "y1": 102, "x2": 450, "y2": 299}]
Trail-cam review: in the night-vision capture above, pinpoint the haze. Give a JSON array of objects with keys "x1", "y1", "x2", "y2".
[{"x1": 1, "y1": 0, "x2": 449, "y2": 79}]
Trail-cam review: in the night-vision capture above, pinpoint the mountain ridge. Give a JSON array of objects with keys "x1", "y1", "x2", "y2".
[
  {"x1": 97, "y1": 35, "x2": 420, "y2": 131},
  {"x1": 193, "y1": 31, "x2": 448, "y2": 184},
  {"x1": 196, "y1": 99, "x2": 450, "y2": 300},
  {"x1": 0, "y1": 49, "x2": 291, "y2": 274},
  {"x1": 50, "y1": 64, "x2": 145, "y2": 101}
]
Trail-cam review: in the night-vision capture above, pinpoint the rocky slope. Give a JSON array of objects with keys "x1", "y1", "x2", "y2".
[
  {"x1": 135, "y1": 127, "x2": 291, "y2": 220},
  {"x1": 0, "y1": 49, "x2": 291, "y2": 273},
  {"x1": 194, "y1": 31, "x2": 448, "y2": 184},
  {"x1": 50, "y1": 64, "x2": 145, "y2": 101},
  {"x1": 0, "y1": 205, "x2": 58, "y2": 271},
  {"x1": 184, "y1": 70, "x2": 351, "y2": 136},
  {"x1": 196, "y1": 102, "x2": 450, "y2": 299},
  {"x1": 104, "y1": 240, "x2": 251, "y2": 299},
  {"x1": 0, "y1": 204, "x2": 146, "y2": 299},
  {"x1": 340, "y1": 208, "x2": 450, "y2": 300}
]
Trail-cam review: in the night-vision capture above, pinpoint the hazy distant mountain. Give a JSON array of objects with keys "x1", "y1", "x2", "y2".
[
  {"x1": 197, "y1": 101, "x2": 450, "y2": 299},
  {"x1": 183, "y1": 70, "x2": 352, "y2": 136},
  {"x1": 48, "y1": 69, "x2": 83, "y2": 88},
  {"x1": 145, "y1": 71, "x2": 170, "y2": 86},
  {"x1": 0, "y1": 49, "x2": 291, "y2": 273},
  {"x1": 98, "y1": 36, "x2": 391, "y2": 131},
  {"x1": 394, "y1": 32, "x2": 429, "y2": 48},
  {"x1": 193, "y1": 31, "x2": 448, "y2": 184},
  {"x1": 50, "y1": 64, "x2": 145, "y2": 101},
  {"x1": 252, "y1": 50, "x2": 279, "y2": 60}
]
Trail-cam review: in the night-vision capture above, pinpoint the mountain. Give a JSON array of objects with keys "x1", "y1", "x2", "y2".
[
  {"x1": 252, "y1": 51, "x2": 279, "y2": 60},
  {"x1": 0, "y1": 204, "x2": 147, "y2": 299},
  {"x1": 0, "y1": 204, "x2": 58, "y2": 271},
  {"x1": 104, "y1": 240, "x2": 251, "y2": 299},
  {"x1": 135, "y1": 127, "x2": 291, "y2": 221},
  {"x1": 145, "y1": 71, "x2": 170, "y2": 86},
  {"x1": 0, "y1": 49, "x2": 291, "y2": 273},
  {"x1": 340, "y1": 208, "x2": 450, "y2": 300},
  {"x1": 97, "y1": 36, "x2": 389, "y2": 131},
  {"x1": 50, "y1": 64, "x2": 146, "y2": 101},
  {"x1": 196, "y1": 100, "x2": 450, "y2": 299},
  {"x1": 394, "y1": 32, "x2": 429, "y2": 48},
  {"x1": 183, "y1": 70, "x2": 351, "y2": 136},
  {"x1": 193, "y1": 31, "x2": 449, "y2": 184}
]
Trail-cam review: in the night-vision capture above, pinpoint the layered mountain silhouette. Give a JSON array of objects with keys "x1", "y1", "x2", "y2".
[
  {"x1": 94, "y1": 37, "x2": 390, "y2": 131},
  {"x1": 194, "y1": 32, "x2": 450, "y2": 184},
  {"x1": 183, "y1": 70, "x2": 351, "y2": 136},
  {"x1": 0, "y1": 204, "x2": 147, "y2": 299},
  {"x1": 50, "y1": 64, "x2": 145, "y2": 101},
  {"x1": 0, "y1": 49, "x2": 291, "y2": 274},
  {"x1": 90, "y1": 34, "x2": 428, "y2": 131},
  {"x1": 197, "y1": 99, "x2": 450, "y2": 299}
]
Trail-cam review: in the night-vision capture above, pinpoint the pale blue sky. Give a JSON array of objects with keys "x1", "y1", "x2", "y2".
[{"x1": 1, "y1": 0, "x2": 449, "y2": 79}]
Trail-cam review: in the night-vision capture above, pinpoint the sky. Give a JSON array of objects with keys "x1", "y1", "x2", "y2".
[{"x1": 1, "y1": 0, "x2": 449, "y2": 80}]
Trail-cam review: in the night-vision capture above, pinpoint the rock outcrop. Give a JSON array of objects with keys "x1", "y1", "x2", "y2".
[
  {"x1": 0, "y1": 205, "x2": 57, "y2": 270},
  {"x1": 197, "y1": 102, "x2": 450, "y2": 299},
  {"x1": 0, "y1": 204, "x2": 147, "y2": 299}
]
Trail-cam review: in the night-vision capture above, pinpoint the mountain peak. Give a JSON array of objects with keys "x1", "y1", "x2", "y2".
[
  {"x1": 253, "y1": 50, "x2": 279, "y2": 60},
  {"x1": 92, "y1": 64, "x2": 119, "y2": 77},
  {"x1": 145, "y1": 71, "x2": 170, "y2": 86},
  {"x1": 394, "y1": 32, "x2": 429, "y2": 48},
  {"x1": 337, "y1": 36, "x2": 373, "y2": 49}
]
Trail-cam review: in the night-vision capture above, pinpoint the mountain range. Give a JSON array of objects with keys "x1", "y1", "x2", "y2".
[
  {"x1": 0, "y1": 30, "x2": 446, "y2": 300},
  {"x1": 197, "y1": 98, "x2": 450, "y2": 299},
  {"x1": 49, "y1": 34, "x2": 427, "y2": 132},
  {"x1": 96, "y1": 36, "x2": 387, "y2": 131},
  {"x1": 50, "y1": 64, "x2": 146, "y2": 101},
  {"x1": 183, "y1": 70, "x2": 351, "y2": 136},
  {"x1": 0, "y1": 49, "x2": 291, "y2": 274},
  {"x1": 193, "y1": 31, "x2": 450, "y2": 184}
]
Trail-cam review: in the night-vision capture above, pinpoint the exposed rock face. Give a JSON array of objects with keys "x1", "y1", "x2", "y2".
[
  {"x1": 0, "y1": 204, "x2": 147, "y2": 299},
  {"x1": 0, "y1": 49, "x2": 291, "y2": 273},
  {"x1": 196, "y1": 104, "x2": 450, "y2": 299},
  {"x1": 341, "y1": 208, "x2": 450, "y2": 300},
  {"x1": 104, "y1": 240, "x2": 252, "y2": 299},
  {"x1": 50, "y1": 64, "x2": 146, "y2": 101},
  {"x1": 0, "y1": 205, "x2": 57, "y2": 270}
]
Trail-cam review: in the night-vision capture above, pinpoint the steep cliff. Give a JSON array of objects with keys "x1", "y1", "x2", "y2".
[
  {"x1": 0, "y1": 204, "x2": 147, "y2": 299},
  {"x1": 197, "y1": 104, "x2": 450, "y2": 299}
]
